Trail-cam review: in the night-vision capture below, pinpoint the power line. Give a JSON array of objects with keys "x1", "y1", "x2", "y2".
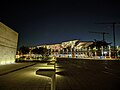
[{"x1": 89, "y1": 31, "x2": 109, "y2": 41}]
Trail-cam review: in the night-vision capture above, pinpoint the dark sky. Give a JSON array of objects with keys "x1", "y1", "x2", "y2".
[{"x1": 1, "y1": 0, "x2": 120, "y2": 48}]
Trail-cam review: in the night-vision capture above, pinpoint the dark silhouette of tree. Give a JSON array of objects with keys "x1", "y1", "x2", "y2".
[
  {"x1": 89, "y1": 40, "x2": 111, "y2": 49},
  {"x1": 39, "y1": 47, "x2": 48, "y2": 56},
  {"x1": 31, "y1": 47, "x2": 48, "y2": 56},
  {"x1": 32, "y1": 48, "x2": 40, "y2": 54},
  {"x1": 88, "y1": 40, "x2": 111, "y2": 56},
  {"x1": 19, "y1": 46, "x2": 30, "y2": 55}
]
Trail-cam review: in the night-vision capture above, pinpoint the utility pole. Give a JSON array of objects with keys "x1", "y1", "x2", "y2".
[
  {"x1": 89, "y1": 31, "x2": 109, "y2": 58},
  {"x1": 95, "y1": 22, "x2": 119, "y2": 58},
  {"x1": 113, "y1": 23, "x2": 116, "y2": 56}
]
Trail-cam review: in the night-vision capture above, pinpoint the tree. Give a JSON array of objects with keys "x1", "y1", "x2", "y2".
[
  {"x1": 31, "y1": 48, "x2": 40, "y2": 54},
  {"x1": 39, "y1": 47, "x2": 48, "y2": 56},
  {"x1": 31, "y1": 47, "x2": 48, "y2": 56},
  {"x1": 89, "y1": 40, "x2": 111, "y2": 56},
  {"x1": 19, "y1": 46, "x2": 30, "y2": 55},
  {"x1": 89, "y1": 40, "x2": 111, "y2": 49}
]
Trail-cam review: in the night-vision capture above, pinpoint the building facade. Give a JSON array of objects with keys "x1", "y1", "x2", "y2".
[
  {"x1": 23, "y1": 39, "x2": 120, "y2": 59},
  {"x1": 32, "y1": 40, "x2": 94, "y2": 58},
  {"x1": 0, "y1": 22, "x2": 18, "y2": 65}
]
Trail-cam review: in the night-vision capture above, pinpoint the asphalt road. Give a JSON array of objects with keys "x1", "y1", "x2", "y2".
[
  {"x1": 56, "y1": 58, "x2": 120, "y2": 90},
  {"x1": 0, "y1": 59, "x2": 120, "y2": 90}
]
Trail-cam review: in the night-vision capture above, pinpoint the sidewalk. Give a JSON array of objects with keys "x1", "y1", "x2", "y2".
[{"x1": 0, "y1": 62, "x2": 36, "y2": 76}]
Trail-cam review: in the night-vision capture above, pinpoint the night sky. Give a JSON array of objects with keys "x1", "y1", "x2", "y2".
[{"x1": 1, "y1": 0, "x2": 120, "y2": 48}]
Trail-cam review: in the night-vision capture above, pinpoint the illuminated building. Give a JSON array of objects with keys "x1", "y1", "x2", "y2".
[
  {"x1": 31, "y1": 40, "x2": 94, "y2": 58},
  {"x1": 0, "y1": 22, "x2": 18, "y2": 65},
  {"x1": 27, "y1": 39, "x2": 120, "y2": 59}
]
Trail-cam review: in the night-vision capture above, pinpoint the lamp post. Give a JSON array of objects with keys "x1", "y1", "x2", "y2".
[
  {"x1": 101, "y1": 46, "x2": 104, "y2": 57},
  {"x1": 117, "y1": 45, "x2": 119, "y2": 58},
  {"x1": 93, "y1": 46, "x2": 97, "y2": 59},
  {"x1": 108, "y1": 45, "x2": 111, "y2": 59}
]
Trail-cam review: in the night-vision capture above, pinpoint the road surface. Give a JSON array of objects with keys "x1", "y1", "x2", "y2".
[
  {"x1": 0, "y1": 59, "x2": 120, "y2": 90},
  {"x1": 56, "y1": 58, "x2": 120, "y2": 90}
]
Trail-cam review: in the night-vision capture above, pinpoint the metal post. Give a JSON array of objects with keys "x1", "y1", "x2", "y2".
[
  {"x1": 113, "y1": 23, "x2": 116, "y2": 58},
  {"x1": 103, "y1": 32, "x2": 105, "y2": 41},
  {"x1": 101, "y1": 46, "x2": 103, "y2": 57},
  {"x1": 108, "y1": 45, "x2": 111, "y2": 58}
]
